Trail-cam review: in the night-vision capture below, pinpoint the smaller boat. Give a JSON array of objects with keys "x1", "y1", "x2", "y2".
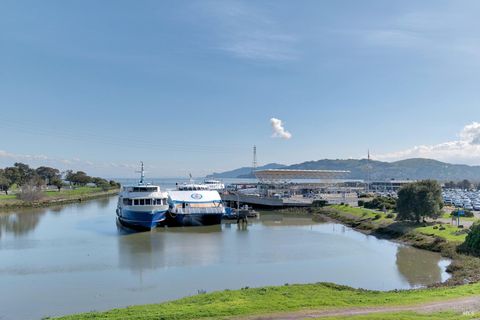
[
  {"x1": 203, "y1": 179, "x2": 225, "y2": 191},
  {"x1": 222, "y1": 205, "x2": 259, "y2": 220},
  {"x1": 116, "y1": 162, "x2": 168, "y2": 230}
]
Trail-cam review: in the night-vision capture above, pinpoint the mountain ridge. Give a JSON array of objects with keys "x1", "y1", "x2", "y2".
[{"x1": 208, "y1": 158, "x2": 480, "y2": 181}]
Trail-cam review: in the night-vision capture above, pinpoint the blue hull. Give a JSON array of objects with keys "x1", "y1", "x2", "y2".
[
  {"x1": 166, "y1": 212, "x2": 223, "y2": 227},
  {"x1": 117, "y1": 208, "x2": 167, "y2": 230}
]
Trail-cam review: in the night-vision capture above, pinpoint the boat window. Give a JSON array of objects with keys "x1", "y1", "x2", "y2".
[
  {"x1": 123, "y1": 198, "x2": 129, "y2": 205},
  {"x1": 145, "y1": 199, "x2": 151, "y2": 205},
  {"x1": 139, "y1": 199, "x2": 145, "y2": 205},
  {"x1": 134, "y1": 199, "x2": 139, "y2": 205},
  {"x1": 128, "y1": 199, "x2": 132, "y2": 205},
  {"x1": 132, "y1": 187, "x2": 158, "y2": 192},
  {"x1": 156, "y1": 199, "x2": 164, "y2": 205}
]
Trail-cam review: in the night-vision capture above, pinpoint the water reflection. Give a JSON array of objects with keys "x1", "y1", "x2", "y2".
[
  {"x1": 396, "y1": 246, "x2": 445, "y2": 286},
  {"x1": 0, "y1": 208, "x2": 47, "y2": 238}
]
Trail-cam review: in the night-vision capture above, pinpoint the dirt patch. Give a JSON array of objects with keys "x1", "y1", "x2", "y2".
[{"x1": 240, "y1": 296, "x2": 480, "y2": 319}]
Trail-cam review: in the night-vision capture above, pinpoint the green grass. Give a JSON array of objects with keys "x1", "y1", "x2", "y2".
[
  {"x1": 0, "y1": 194, "x2": 16, "y2": 200},
  {"x1": 43, "y1": 187, "x2": 102, "y2": 197},
  {"x1": 331, "y1": 205, "x2": 384, "y2": 219},
  {"x1": 322, "y1": 311, "x2": 477, "y2": 320},
  {"x1": 415, "y1": 224, "x2": 468, "y2": 242},
  {"x1": 55, "y1": 282, "x2": 480, "y2": 320}
]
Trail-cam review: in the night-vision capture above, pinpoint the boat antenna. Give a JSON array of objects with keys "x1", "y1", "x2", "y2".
[
  {"x1": 189, "y1": 173, "x2": 193, "y2": 184},
  {"x1": 136, "y1": 161, "x2": 145, "y2": 184}
]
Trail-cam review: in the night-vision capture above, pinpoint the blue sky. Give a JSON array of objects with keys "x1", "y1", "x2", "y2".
[{"x1": 1, "y1": 0, "x2": 480, "y2": 177}]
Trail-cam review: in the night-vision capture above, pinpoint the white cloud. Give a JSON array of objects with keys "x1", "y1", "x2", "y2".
[
  {"x1": 375, "y1": 122, "x2": 480, "y2": 165},
  {"x1": 270, "y1": 117, "x2": 292, "y2": 140}
]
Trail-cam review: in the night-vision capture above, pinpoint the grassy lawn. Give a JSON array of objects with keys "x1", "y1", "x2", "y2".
[
  {"x1": 0, "y1": 194, "x2": 16, "y2": 200},
  {"x1": 55, "y1": 282, "x2": 480, "y2": 320},
  {"x1": 43, "y1": 187, "x2": 102, "y2": 197},
  {"x1": 330, "y1": 204, "x2": 392, "y2": 221},
  {"x1": 415, "y1": 224, "x2": 468, "y2": 242}
]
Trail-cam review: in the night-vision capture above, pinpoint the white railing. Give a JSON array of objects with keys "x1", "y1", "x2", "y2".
[{"x1": 171, "y1": 207, "x2": 225, "y2": 215}]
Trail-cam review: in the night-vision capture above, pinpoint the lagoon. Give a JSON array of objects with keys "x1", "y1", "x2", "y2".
[{"x1": 0, "y1": 197, "x2": 449, "y2": 320}]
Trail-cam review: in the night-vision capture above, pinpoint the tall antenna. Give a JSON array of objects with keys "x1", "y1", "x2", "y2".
[
  {"x1": 366, "y1": 150, "x2": 371, "y2": 193},
  {"x1": 252, "y1": 145, "x2": 257, "y2": 174}
]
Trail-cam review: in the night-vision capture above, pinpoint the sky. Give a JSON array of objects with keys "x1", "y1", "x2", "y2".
[{"x1": 1, "y1": 0, "x2": 480, "y2": 178}]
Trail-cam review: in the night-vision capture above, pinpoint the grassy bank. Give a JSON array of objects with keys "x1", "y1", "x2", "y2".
[
  {"x1": 0, "y1": 187, "x2": 119, "y2": 210},
  {"x1": 54, "y1": 282, "x2": 480, "y2": 320}
]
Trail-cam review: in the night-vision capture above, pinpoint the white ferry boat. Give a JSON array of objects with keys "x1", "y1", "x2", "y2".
[
  {"x1": 203, "y1": 179, "x2": 225, "y2": 191},
  {"x1": 116, "y1": 162, "x2": 168, "y2": 230},
  {"x1": 166, "y1": 183, "x2": 225, "y2": 226}
]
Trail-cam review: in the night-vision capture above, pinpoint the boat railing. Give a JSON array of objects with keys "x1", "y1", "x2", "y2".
[{"x1": 171, "y1": 207, "x2": 225, "y2": 214}]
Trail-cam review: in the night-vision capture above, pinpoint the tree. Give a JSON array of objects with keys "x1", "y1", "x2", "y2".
[
  {"x1": 36, "y1": 166, "x2": 60, "y2": 184},
  {"x1": 396, "y1": 180, "x2": 443, "y2": 222},
  {"x1": 13, "y1": 162, "x2": 38, "y2": 186},
  {"x1": 444, "y1": 181, "x2": 456, "y2": 189},
  {"x1": 65, "y1": 171, "x2": 91, "y2": 186},
  {"x1": 458, "y1": 179, "x2": 472, "y2": 190},
  {"x1": 0, "y1": 169, "x2": 10, "y2": 194},
  {"x1": 459, "y1": 222, "x2": 480, "y2": 256},
  {"x1": 50, "y1": 176, "x2": 64, "y2": 191},
  {"x1": 4, "y1": 166, "x2": 21, "y2": 187}
]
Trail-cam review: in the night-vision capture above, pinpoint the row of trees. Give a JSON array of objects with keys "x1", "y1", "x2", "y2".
[
  {"x1": 0, "y1": 162, "x2": 119, "y2": 194},
  {"x1": 444, "y1": 179, "x2": 480, "y2": 190}
]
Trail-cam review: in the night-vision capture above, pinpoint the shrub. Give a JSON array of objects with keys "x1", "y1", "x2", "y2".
[
  {"x1": 459, "y1": 222, "x2": 480, "y2": 256},
  {"x1": 386, "y1": 213, "x2": 395, "y2": 219},
  {"x1": 312, "y1": 200, "x2": 327, "y2": 207},
  {"x1": 451, "y1": 209, "x2": 474, "y2": 218},
  {"x1": 358, "y1": 200, "x2": 365, "y2": 207},
  {"x1": 373, "y1": 213, "x2": 382, "y2": 220},
  {"x1": 16, "y1": 183, "x2": 43, "y2": 202}
]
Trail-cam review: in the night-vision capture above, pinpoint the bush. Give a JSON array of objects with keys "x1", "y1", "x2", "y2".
[
  {"x1": 358, "y1": 200, "x2": 365, "y2": 207},
  {"x1": 363, "y1": 196, "x2": 396, "y2": 211},
  {"x1": 312, "y1": 200, "x2": 327, "y2": 207},
  {"x1": 459, "y1": 222, "x2": 480, "y2": 256},
  {"x1": 386, "y1": 213, "x2": 395, "y2": 219},
  {"x1": 16, "y1": 183, "x2": 43, "y2": 202},
  {"x1": 373, "y1": 213, "x2": 382, "y2": 220},
  {"x1": 451, "y1": 209, "x2": 474, "y2": 218}
]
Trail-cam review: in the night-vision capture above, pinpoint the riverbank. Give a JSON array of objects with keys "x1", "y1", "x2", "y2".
[
  {"x1": 55, "y1": 282, "x2": 480, "y2": 320},
  {"x1": 0, "y1": 187, "x2": 119, "y2": 210}
]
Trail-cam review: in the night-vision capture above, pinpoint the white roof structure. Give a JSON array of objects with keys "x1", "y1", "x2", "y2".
[
  {"x1": 168, "y1": 190, "x2": 221, "y2": 203},
  {"x1": 254, "y1": 169, "x2": 350, "y2": 181}
]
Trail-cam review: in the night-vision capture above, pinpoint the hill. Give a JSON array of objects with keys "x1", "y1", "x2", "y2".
[
  {"x1": 207, "y1": 163, "x2": 286, "y2": 179},
  {"x1": 209, "y1": 158, "x2": 480, "y2": 181}
]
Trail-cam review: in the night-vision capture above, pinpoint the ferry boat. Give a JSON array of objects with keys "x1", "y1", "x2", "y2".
[
  {"x1": 203, "y1": 179, "x2": 225, "y2": 191},
  {"x1": 116, "y1": 162, "x2": 168, "y2": 230},
  {"x1": 166, "y1": 183, "x2": 225, "y2": 226}
]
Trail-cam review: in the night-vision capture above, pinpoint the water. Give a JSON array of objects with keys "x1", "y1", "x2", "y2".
[{"x1": 0, "y1": 197, "x2": 450, "y2": 320}]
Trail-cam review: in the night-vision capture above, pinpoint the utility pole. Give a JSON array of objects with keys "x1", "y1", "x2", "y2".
[{"x1": 252, "y1": 145, "x2": 257, "y2": 175}]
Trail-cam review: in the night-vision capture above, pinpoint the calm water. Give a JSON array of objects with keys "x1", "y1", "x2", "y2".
[{"x1": 0, "y1": 197, "x2": 450, "y2": 320}]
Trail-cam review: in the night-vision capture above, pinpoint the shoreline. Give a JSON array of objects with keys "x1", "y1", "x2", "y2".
[
  {"x1": 312, "y1": 205, "x2": 480, "y2": 286},
  {"x1": 0, "y1": 188, "x2": 119, "y2": 211}
]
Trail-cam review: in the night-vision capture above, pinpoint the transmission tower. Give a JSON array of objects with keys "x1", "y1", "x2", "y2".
[{"x1": 252, "y1": 145, "x2": 257, "y2": 174}]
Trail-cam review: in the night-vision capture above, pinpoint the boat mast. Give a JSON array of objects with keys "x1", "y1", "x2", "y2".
[{"x1": 138, "y1": 161, "x2": 145, "y2": 184}]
